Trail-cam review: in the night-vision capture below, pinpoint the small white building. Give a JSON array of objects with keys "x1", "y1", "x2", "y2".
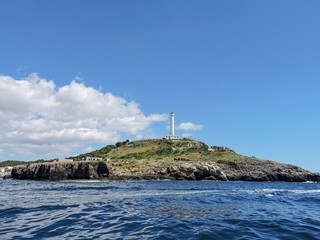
[
  {"x1": 0, "y1": 166, "x2": 13, "y2": 172},
  {"x1": 82, "y1": 156, "x2": 104, "y2": 162},
  {"x1": 5, "y1": 166, "x2": 13, "y2": 172},
  {"x1": 53, "y1": 158, "x2": 74, "y2": 163}
]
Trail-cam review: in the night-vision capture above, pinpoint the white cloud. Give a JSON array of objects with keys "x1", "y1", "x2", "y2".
[
  {"x1": 0, "y1": 73, "x2": 167, "y2": 158},
  {"x1": 177, "y1": 122, "x2": 204, "y2": 131},
  {"x1": 181, "y1": 133, "x2": 193, "y2": 138}
]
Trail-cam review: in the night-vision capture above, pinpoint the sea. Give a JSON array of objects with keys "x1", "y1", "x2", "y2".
[{"x1": 0, "y1": 179, "x2": 319, "y2": 240}]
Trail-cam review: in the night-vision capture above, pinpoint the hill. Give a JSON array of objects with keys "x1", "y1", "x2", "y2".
[{"x1": 69, "y1": 138, "x2": 320, "y2": 182}]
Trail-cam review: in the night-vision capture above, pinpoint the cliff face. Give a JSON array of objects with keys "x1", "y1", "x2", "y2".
[
  {"x1": 112, "y1": 162, "x2": 320, "y2": 182},
  {"x1": 8, "y1": 160, "x2": 320, "y2": 182},
  {"x1": 11, "y1": 161, "x2": 113, "y2": 180},
  {"x1": 128, "y1": 163, "x2": 228, "y2": 181},
  {"x1": 216, "y1": 159, "x2": 320, "y2": 182}
]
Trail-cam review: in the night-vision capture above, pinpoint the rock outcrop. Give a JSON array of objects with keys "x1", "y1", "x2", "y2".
[
  {"x1": 165, "y1": 163, "x2": 228, "y2": 180},
  {"x1": 216, "y1": 159, "x2": 320, "y2": 182},
  {"x1": 11, "y1": 161, "x2": 113, "y2": 180},
  {"x1": 109, "y1": 161, "x2": 320, "y2": 182},
  {"x1": 2, "y1": 174, "x2": 12, "y2": 179}
]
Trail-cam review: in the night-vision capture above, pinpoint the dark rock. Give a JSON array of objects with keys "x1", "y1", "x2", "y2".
[
  {"x1": 174, "y1": 157, "x2": 191, "y2": 161},
  {"x1": 97, "y1": 162, "x2": 114, "y2": 177},
  {"x1": 11, "y1": 161, "x2": 113, "y2": 180},
  {"x1": 3, "y1": 174, "x2": 12, "y2": 179}
]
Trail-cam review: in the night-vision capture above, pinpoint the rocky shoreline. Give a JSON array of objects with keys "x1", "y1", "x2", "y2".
[
  {"x1": 108, "y1": 162, "x2": 320, "y2": 182},
  {"x1": 9, "y1": 161, "x2": 113, "y2": 180},
  {"x1": 6, "y1": 160, "x2": 320, "y2": 182}
]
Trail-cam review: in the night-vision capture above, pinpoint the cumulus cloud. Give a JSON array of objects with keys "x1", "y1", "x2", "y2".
[
  {"x1": 181, "y1": 133, "x2": 193, "y2": 138},
  {"x1": 177, "y1": 122, "x2": 203, "y2": 131},
  {"x1": 0, "y1": 73, "x2": 167, "y2": 158}
]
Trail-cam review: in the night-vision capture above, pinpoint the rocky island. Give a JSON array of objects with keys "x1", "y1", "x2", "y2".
[{"x1": 7, "y1": 138, "x2": 320, "y2": 182}]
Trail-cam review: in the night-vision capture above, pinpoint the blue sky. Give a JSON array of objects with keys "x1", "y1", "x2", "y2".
[{"x1": 1, "y1": 1, "x2": 320, "y2": 172}]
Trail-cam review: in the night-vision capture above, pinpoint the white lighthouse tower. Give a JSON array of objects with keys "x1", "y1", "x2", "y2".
[
  {"x1": 166, "y1": 111, "x2": 180, "y2": 139},
  {"x1": 170, "y1": 111, "x2": 175, "y2": 137}
]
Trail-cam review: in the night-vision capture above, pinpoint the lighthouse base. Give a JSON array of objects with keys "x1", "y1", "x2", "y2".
[{"x1": 165, "y1": 135, "x2": 181, "y2": 140}]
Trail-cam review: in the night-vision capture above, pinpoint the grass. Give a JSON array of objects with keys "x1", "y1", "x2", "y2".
[
  {"x1": 106, "y1": 139, "x2": 212, "y2": 160},
  {"x1": 0, "y1": 159, "x2": 54, "y2": 167},
  {"x1": 65, "y1": 138, "x2": 264, "y2": 175},
  {"x1": 103, "y1": 138, "x2": 257, "y2": 175}
]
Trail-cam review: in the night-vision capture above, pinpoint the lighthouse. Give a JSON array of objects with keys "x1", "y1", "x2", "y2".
[
  {"x1": 165, "y1": 111, "x2": 180, "y2": 139},
  {"x1": 170, "y1": 111, "x2": 175, "y2": 137}
]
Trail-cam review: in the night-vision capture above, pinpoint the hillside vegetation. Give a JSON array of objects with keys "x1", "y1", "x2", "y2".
[
  {"x1": 70, "y1": 138, "x2": 256, "y2": 176},
  {"x1": 0, "y1": 159, "x2": 53, "y2": 168}
]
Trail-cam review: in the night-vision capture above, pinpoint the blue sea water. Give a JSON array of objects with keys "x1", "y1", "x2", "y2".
[{"x1": 0, "y1": 180, "x2": 319, "y2": 240}]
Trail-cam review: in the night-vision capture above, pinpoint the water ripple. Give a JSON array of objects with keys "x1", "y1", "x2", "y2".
[{"x1": 0, "y1": 180, "x2": 320, "y2": 239}]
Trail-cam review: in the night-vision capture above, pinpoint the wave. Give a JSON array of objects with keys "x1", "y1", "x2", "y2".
[
  {"x1": 239, "y1": 188, "x2": 320, "y2": 195},
  {"x1": 1, "y1": 181, "x2": 320, "y2": 239},
  {"x1": 288, "y1": 189, "x2": 320, "y2": 194}
]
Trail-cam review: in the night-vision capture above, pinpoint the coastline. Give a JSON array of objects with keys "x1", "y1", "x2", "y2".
[
  {"x1": 6, "y1": 160, "x2": 320, "y2": 183},
  {"x1": 4, "y1": 139, "x2": 320, "y2": 183}
]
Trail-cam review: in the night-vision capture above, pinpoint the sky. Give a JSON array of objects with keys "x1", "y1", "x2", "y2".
[{"x1": 0, "y1": 1, "x2": 320, "y2": 172}]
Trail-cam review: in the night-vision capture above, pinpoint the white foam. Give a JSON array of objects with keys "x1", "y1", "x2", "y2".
[
  {"x1": 60, "y1": 180, "x2": 102, "y2": 183},
  {"x1": 239, "y1": 189, "x2": 285, "y2": 194},
  {"x1": 289, "y1": 189, "x2": 320, "y2": 194},
  {"x1": 264, "y1": 194, "x2": 274, "y2": 197}
]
